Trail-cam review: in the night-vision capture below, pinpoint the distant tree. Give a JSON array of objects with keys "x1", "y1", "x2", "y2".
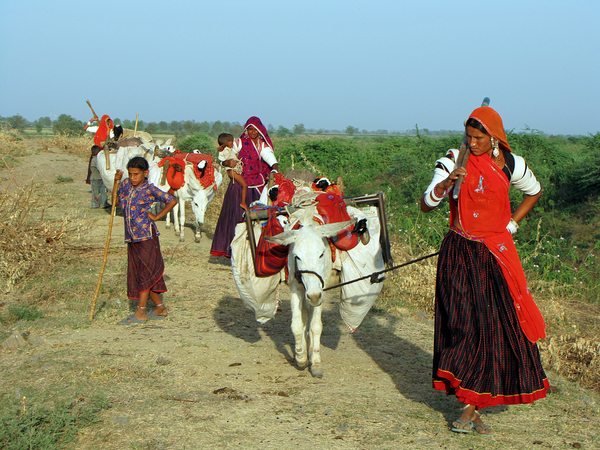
[
  {"x1": 211, "y1": 121, "x2": 224, "y2": 137},
  {"x1": 199, "y1": 121, "x2": 210, "y2": 133},
  {"x1": 316, "y1": 129, "x2": 324, "y2": 135},
  {"x1": 137, "y1": 120, "x2": 145, "y2": 131},
  {"x1": 267, "y1": 124, "x2": 275, "y2": 133},
  {"x1": 362, "y1": 129, "x2": 369, "y2": 135},
  {"x1": 52, "y1": 114, "x2": 84, "y2": 135},
  {"x1": 121, "y1": 119, "x2": 133, "y2": 129},
  {"x1": 277, "y1": 126, "x2": 291, "y2": 137},
  {"x1": 145, "y1": 122, "x2": 158, "y2": 134},
  {"x1": 39, "y1": 116, "x2": 52, "y2": 127},
  {"x1": 183, "y1": 121, "x2": 195, "y2": 134},
  {"x1": 230, "y1": 124, "x2": 243, "y2": 136},
  {"x1": 170, "y1": 121, "x2": 182, "y2": 132},
  {"x1": 7, "y1": 114, "x2": 28, "y2": 132},
  {"x1": 345, "y1": 125, "x2": 358, "y2": 136},
  {"x1": 34, "y1": 120, "x2": 43, "y2": 133},
  {"x1": 158, "y1": 121, "x2": 169, "y2": 132},
  {"x1": 293, "y1": 123, "x2": 306, "y2": 135}
]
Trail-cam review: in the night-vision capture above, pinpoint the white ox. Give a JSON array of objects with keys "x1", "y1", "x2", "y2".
[
  {"x1": 96, "y1": 138, "x2": 173, "y2": 191},
  {"x1": 231, "y1": 205, "x2": 385, "y2": 378},
  {"x1": 148, "y1": 162, "x2": 223, "y2": 243}
]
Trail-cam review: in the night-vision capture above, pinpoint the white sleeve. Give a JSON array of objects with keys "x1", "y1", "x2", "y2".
[
  {"x1": 423, "y1": 149, "x2": 459, "y2": 206},
  {"x1": 86, "y1": 126, "x2": 99, "y2": 133},
  {"x1": 233, "y1": 138, "x2": 242, "y2": 154},
  {"x1": 260, "y1": 145, "x2": 278, "y2": 167},
  {"x1": 510, "y1": 154, "x2": 541, "y2": 196}
]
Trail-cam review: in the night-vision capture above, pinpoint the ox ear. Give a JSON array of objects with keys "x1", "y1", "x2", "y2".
[
  {"x1": 315, "y1": 219, "x2": 356, "y2": 239},
  {"x1": 264, "y1": 230, "x2": 296, "y2": 246}
]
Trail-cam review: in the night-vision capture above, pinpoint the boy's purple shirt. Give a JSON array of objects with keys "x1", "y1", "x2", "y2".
[{"x1": 118, "y1": 178, "x2": 175, "y2": 243}]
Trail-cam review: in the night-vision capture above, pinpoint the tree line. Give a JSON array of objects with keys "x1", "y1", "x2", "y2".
[{"x1": 1, "y1": 114, "x2": 463, "y2": 138}]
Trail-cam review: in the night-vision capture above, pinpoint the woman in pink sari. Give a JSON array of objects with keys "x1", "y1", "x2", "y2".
[{"x1": 210, "y1": 117, "x2": 278, "y2": 258}]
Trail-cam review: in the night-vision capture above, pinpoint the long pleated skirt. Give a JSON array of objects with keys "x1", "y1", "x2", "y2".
[
  {"x1": 210, "y1": 180, "x2": 262, "y2": 258},
  {"x1": 127, "y1": 231, "x2": 167, "y2": 300},
  {"x1": 432, "y1": 230, "x2": 549, "y2": 408}
]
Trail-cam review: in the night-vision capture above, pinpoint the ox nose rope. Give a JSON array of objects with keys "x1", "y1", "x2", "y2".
[
  {"x1": 294, "y1": 256, "x2": 325, "y2": 289},
  {"x1": 323, "y1": 251, "x2": 439, "y2": 292}
]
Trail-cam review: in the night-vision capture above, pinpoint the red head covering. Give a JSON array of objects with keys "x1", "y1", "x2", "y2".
[
  {"x1": 94, "y1": 115, "x2": 113, "y2": 148},
  {"x1": 468, "y1": 107, "x2": 511, "y2": 152},
  {"x1": 242, "y1": 116, "x2": 273, "y2": 149}
]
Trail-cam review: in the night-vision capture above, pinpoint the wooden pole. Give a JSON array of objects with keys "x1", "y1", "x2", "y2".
[
  {"x1": 90, "y1": 177, "x2": 120, "y2": 321},
  {"x1": 133, "y1": 114, "x2": 139, "y2": 137}
]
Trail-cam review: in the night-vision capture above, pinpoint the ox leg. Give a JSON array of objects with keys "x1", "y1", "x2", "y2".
[
  {"x1": 290, "y1": 288, "x2": 309, "y2": 369},
  {"x1": 178, "y1": 199, "x2": 186, "y2": 242},
  {"x1": 194, "y1": 222, "x2": 203, "y2": 243},
  {"x1": 308, "y1": 304, "x2": 324, "y2": 378},
  {"x1": 165, "y1": 203, "x2": 171, "y2": 229},
  {"x1": 172, "y1": 203, "x2": 179, "y2": 235}
]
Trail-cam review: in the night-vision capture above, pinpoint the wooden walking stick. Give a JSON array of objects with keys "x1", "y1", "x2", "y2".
[
  {"x1": 453, "y1": 97, "x2": 490, "y2": 200},
  {"x1": 86, "y1": 99, "x2": 99, "y2": 121},
  {"x1": 90, "y1": 177, "x2": 121, "y2": 321},
  {"x1": 133, "y1": 114, "x2": 139, "y2": 138}
]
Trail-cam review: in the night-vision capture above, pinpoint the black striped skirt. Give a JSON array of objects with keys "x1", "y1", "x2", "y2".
[
  {"x1": 127, "y1": 232, "x2": 167, "y2": 300},
  {"x1": 432, "y1": 230, "x2": 549, "y2": 408}
]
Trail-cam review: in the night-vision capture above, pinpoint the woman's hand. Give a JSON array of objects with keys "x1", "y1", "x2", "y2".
[
  {"x1": 439, "y1": 167, "x2": 467, "y2": 192},
  {"x1": 114, "y1": 170, "x2": 124, "y2": 181}
]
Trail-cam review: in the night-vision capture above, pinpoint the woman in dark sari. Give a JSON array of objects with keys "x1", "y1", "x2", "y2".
[
  {"x1": 210, "y1": 116, "x2": 278, "y2": 258},
  {"x1": 421, "y1": 106, "x2": 548, "y2": 435}
]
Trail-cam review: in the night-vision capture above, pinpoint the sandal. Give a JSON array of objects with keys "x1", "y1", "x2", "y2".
[
  {"x1": 451, "y1": 419, "x2": 474, "y2": 433},
  {"x1": 147, "y1": 310, "x2": 167, "y2": 320},
  {"x1": 119, "y1": 314, "x2": 147, "y2": 325},
  {"x1": 473, "y1": 423, "x2": 493, "y2": 436}
]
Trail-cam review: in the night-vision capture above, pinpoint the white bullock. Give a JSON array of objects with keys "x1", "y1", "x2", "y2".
[
  {"x1": 149, "y1": 161, "x2": 222, "y2": 243},
  {"x1": 231, "y1": 205, "x2": 385, "y2": 378},
  {"x1": 96, "y1": 139, "x2": 173, "y2": 191}
]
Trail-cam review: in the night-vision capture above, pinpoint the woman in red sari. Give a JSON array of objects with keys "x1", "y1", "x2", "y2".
[
  {"x1": 421, "y1": 107, "x2": 548, "y2": 435},
  {"x1": 84, "y1": 114, "x2": 114, "y2": 148}
]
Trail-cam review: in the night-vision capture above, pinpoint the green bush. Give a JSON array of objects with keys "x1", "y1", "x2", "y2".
[{"x1": 178, "y1": 133, "x2": 215, "y2": 154}]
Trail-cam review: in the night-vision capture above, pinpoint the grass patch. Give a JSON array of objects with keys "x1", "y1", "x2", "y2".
[
  {"x1": 0, "y1": 304, "x2": 43, "y2": 324},
  {"x1": 55, "y1": 175, "x2": 74, "y2": 184},
  {"x1": 0, "y1": 392, "x2": 112, "y2": 449}
]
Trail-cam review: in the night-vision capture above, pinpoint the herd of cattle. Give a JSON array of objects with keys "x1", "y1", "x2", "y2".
[{"x1": 97, "y1": 136, "x2": 386, "y2": 378}]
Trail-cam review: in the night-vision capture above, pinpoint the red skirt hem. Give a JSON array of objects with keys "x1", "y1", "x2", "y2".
[
  {"x1": 210, "y1": 250, "x2": 231, "y2": 258},
  {"x1": 433, "y1": 369, "x2": 549, "y2": 408}
]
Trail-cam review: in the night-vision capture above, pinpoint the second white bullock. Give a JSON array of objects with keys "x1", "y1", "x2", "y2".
[
  {"x1": 149, "y1": 161, "x2": 223, "y2": 243},
  {"x1": 231, "y1": 205, "x2": 385, "y2": 378}
]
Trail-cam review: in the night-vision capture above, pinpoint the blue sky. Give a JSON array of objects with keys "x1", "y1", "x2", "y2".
[{"x1": 1, "y1": 0, "x2": 598, "y2": 135}]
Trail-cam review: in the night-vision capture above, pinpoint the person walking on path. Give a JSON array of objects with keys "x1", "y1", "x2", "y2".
[
  {"x1": 420, "y1": 106, "x2": 548, "y2": 435},
  {"x1": 210, "y1": 116, "x2": 278, "y2": 258}
]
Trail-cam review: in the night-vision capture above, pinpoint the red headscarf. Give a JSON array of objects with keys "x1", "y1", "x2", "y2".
[
  {"x1": 450, "y1": 107, "x2": 545, "y2": 342},
  {"x1": 468, "y1": 107, "x2": 511, "y2": 152},
  {"x1": 94, "y1": 115, "x2": 113, "y2": 148},
  {"x1": 239, "y1": 116, "x2": 275, "y2": 189}
]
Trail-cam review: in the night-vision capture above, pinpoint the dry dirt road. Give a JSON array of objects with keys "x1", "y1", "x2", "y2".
[{"x1": 1, "y1": 145, "x2": 599, "y2": 450}]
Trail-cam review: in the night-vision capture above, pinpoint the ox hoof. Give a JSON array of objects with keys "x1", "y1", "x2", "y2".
[
  {"x1": 310, "y1": 366, "x2": 323, "y2": 378},
  {"x1": 194, "y1": 236, "x2": 202, "y2": 243},
  {"x1": 165, "y1": 224, "x2": 171, "y2": 229},
  {"x1": 296, "y1": 359, "x2": 309, "y2": 370},
  {"x1": 174, "y1": 231, "x2": 180, "y2": 236},
  {"x1": 179, "y1": 237, "x2": 185, "y2": 243}
]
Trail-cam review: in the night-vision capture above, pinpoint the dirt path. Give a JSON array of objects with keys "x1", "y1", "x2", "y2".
[{"x1": 1, "y1": 146, "x2": 599, "y2": 449}]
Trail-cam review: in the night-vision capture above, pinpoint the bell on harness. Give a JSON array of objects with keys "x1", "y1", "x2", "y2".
[
  {"x1": 268, "y1": 185, "x2": 279, "y2": 202},
  {"x1": 197, "y1": 160, "x2": 207, "y2": 178}
]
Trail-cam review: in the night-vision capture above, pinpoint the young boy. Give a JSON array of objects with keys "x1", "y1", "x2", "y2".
[
  {"x1": 217, "y1": 133, "x2": 249, "y2": 210},
  {"x1": 115, "y1": 157, "x2": 178, "y2": 325},
  {"x1": 86, "y1": 145, "x2": 109, "y2": 208}
]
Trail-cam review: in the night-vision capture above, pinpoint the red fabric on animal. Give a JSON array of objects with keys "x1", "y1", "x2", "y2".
[
  {"x1": 273, "y1": 173, "x2": 296, "y2": 207},
  {"x1": 255, "y1": 213, "x2": 289, "y2": 277},
  {"x1": 316, "y1": 193, "x2": 359, "y2": 251}
]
